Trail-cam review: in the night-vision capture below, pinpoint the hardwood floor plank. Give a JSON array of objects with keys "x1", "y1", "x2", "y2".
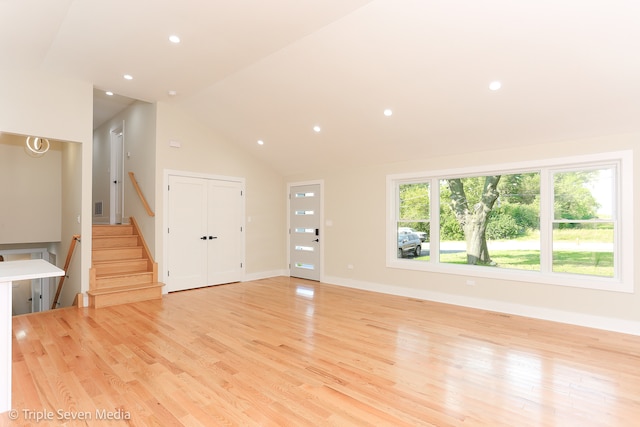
[{"x1": 4, "y1": 276, "x2": 640, "y2": 426}]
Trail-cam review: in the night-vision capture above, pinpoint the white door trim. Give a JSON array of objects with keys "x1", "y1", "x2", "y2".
[
  {"x1": 163, "y1": 169, "x2": 246, "y2": 293},
  {"x1": 287, "y1": 180, "x2": 324, "y2": 282}
]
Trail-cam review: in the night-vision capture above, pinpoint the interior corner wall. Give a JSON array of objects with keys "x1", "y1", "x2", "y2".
[
  {"x1": 285, "y1": 133, "x2": 640, "y2": 332},
  {"x1": 154, "y1": 102, "x2": 287, "y2": 280},
  {"x1": 58, "y1": 141, "x2": 83, "y2": 307},
  {"x1": 0, "y1": 68, "x2": 93, "y2": 296}
]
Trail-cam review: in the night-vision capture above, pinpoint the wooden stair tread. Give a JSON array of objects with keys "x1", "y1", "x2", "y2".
[
  {"x1": 89, "y1": 219, "x2": 161, "y2": 308},
  {"x1": 93, "y1": 261, "x2": 148, "y2": 269},
  {"x1": 92, "y1": 258, "x2": 147, "y2": 265},
  {"x1": 95, "y1": 271, "x2": 151, "y2": 279},
  {"x1": 92, "y1": 246, "x2": 144, "y2": 251},
  {"x1": 92, "y1": 235, "x2": 139, "y2": 245},
  {"x1": 96, "y1": 270, "x2": 151, "y2": 279},
  {"x1": 92, "y1": 225, "x2": 134, "y2": 236},
  {"x1": 95, "y1": 275, "x2": 152, "y2": 286},
  {"x1": 92, "y1": 246, "x2": 145, "y2": 262},
  {"x1": 92, "y1": 259, "x2": 149, "y2": 276},
  {"x1": 88, "y1": 282, "x2": 164, "y2": 296}
]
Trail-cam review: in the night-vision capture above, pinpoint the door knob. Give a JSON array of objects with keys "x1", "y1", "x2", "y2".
[
  {"x1": 209, "y1": 236, "x2": 217, "y2": 240},
  {"x1": 200, "y1": 236, "x2": 207, "y2": 240},
  {"x1": 313, "y1": 238, "x2": 319, "y2": 242}
]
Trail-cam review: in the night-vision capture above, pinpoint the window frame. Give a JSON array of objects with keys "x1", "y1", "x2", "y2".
[{"x1": 386, "y1": 150, "x2": 633, "y2": 293}]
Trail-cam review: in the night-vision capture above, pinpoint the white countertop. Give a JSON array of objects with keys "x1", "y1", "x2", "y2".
[{"x1": 0, "y1": 259, "x2": 64, "y2": 282}]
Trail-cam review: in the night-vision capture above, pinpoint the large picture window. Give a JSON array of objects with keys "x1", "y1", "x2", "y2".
[{"x1": 387, "y1": 151, "x2": 633, "y2": 292}]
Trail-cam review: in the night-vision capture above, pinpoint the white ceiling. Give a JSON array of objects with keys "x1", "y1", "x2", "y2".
[{"x1": 2, "y1": 0, "x2": 640, "y2": 175}]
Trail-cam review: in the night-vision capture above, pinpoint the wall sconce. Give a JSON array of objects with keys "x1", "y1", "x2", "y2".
[{"x1": 25, "y1": 136, "x2": 50, "y2": 156}]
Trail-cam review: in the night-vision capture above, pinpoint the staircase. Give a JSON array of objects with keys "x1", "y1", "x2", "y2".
[{"x1": 88, "y1": 218, "x2": 163, "y2": 308}]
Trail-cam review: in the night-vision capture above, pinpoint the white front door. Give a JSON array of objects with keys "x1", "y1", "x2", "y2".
[
  {"x1": 289, "y1": 183, "x2": 321, "y2": 281},
  {"x1": 166, "y1": 174, "x2": 244, "y2": 292}
]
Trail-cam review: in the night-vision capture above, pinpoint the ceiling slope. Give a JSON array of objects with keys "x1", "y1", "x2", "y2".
[{"x1": 2, "y1": 0, "x2": 639, "y2": 175}]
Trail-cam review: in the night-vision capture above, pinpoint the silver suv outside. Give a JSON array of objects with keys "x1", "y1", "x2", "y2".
[
  {"x1": 397, "y1": 233, "x2": 422, "y2": 258},
  {"x1": 398, "y1": 227, "x2": 427, "y2": 242}
]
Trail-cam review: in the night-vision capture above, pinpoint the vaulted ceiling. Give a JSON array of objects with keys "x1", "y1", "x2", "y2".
[{"x1": 3, "y1": 1, "x2": 640, "y2": 175}]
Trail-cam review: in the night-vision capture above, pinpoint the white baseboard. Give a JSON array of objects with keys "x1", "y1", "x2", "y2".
[
  {"x1": 243, "y1": 269, "x2": 288, "y2": 282},
  {"x1": 160, "y1": 270, "x2": 287, "y2": 294},
  {"x1": 323, "y1": 275, "x2": 640, "y2": 337},
  {"x1": 148, "y1": 269, "x2": 640, "y2": 336}
]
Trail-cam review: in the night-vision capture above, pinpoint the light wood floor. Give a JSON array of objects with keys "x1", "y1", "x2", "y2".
[{"x1": 4, "y1": 276, "x2": 640, "y2": 426}]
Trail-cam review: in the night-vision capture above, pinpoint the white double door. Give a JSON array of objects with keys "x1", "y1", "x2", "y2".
[{"x1": 166, "y1": 175, "x2": 244, "y2": 292}]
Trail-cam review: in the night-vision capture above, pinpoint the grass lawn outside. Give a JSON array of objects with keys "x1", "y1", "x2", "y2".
[
  {"x1": 436, "y1": 249, "x2": 613, "y2": 277},
  {"x1": 412, "y1": 231, "x2": 614, "y2": 277}
]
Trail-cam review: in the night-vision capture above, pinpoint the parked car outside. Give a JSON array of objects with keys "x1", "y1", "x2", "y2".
[
  {"x1": 397, "y1": 233, "x2": 422, "y2": 258},
  {"x1": 398, "y1": 227, "x2": 427, "y2": 242}
]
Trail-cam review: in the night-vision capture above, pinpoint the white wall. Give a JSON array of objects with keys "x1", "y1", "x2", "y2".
[
  {"x1": 2, "y1": 67, "x2": 636, "y2": 337},
  {"x1": 92, "y1": 122, "x2": 111, "y2": 224},
  {"x1": 286, "y1": 133, "x2": 640, "y2": 334},
  {"x1": 154, "y1": 103, "x2": 286, "y2": 280},
  {"x1": 122, "y1": 102, "x2": 157, "y2": 249},
  {"x1": 0, "y1": 69, "x2": 92, "y2": 143},
  {"x1": 0, "y1": 68, "x2": 93, "y2": 297},
  {"x1": 59, "y1": 141, "x2": 84, "y2": 306},
  {"x1": 0, "y1": 134, "x2": 62, "y2": 244}
]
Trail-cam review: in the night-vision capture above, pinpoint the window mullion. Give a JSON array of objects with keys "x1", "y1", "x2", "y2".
[
  {"x1": 430, "y1": 178, "x2": 440, "y2": 263},
  {"x1": 539, "y1": 169, "x2": 552, "y2": 273}
]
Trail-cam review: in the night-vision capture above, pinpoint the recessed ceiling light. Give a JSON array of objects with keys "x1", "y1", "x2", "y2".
[
  {"x1": 489, "y1": 81, "x2": 502, "y2": 91},
  {"x1": 383, "y1": 108, "x2": 393, "y2": 117},
  {"x1": 313, "y1": 125, "x2": 321, "y2": 133},
  {"x1": 257, "y1": 140, "x2": 264, "y2": 145},
  {"x1": 105, "y1": 91, "x2": 113, "y2": 96},
  {"x1": 123, "y1": 74, "x2": 133, "y2": 80},
  {"x1": 169, "y1": 35, "x2": 181, "y2": 44}
]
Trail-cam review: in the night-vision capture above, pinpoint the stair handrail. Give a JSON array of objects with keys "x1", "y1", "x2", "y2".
[
  {"x1": 128, "y1": 171, "x2": 155, "y2": 217},
  {"x1": 51, "y1": 234, "x2": 81, "y2": 309},
  {"x1": 129, "y1": 216, "x2": 159, "y2": 283}
]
